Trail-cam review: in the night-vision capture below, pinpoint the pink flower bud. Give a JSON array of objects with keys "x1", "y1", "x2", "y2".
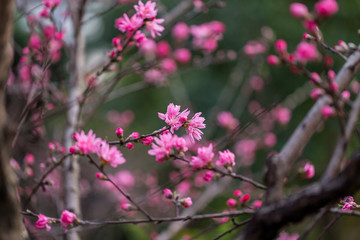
[
  {"x1": 321, "y1": 105, "x2": 335, "y2": 119},
  {"x1": 267, "y1": 55, "x2": 279, "y2": 65},
  {"x1": 163, "y1": 188, "x2": 174, "y2": 199},
  {"x1": 95, "y1": 172, "x2": 106, "y2": 180},
  {"x1": 126, "y1": 143, "x2": 134, "y2": 149},
  {"x1": 161, "y1": 58, "x2": 177, "y2": 73},
  {"x1": 132, "y1": 132, "x2": 140, "y2": 139},
  {"x1": 294, "y1": 42, "x2": 318, "y2": 63},
  {"x1": 233, "y1": 189, "x2": 242, "y2": 197},
  {"x1": 302, "y1": 162, "x2": 315, "y2": 179},
  {"x1": 226, "y1": 198, "x2": 237, "y2": 207},
  {"x1": 112, "y1": 37, "x2": 121, "y2": 47},
  {"x1": 289, "y1": 3, "x2": 309, "y2": 18},
  {"x1": 25, "y1": 153, "x2": 35, "y2": 165},
  {"x1": 315, "y1": 0, "x2": 338, "y2": 17},
  {"x1": 342, "y1": 90, "x2": 350, "y2": 100},
  {"x1": 48, "y1": 142, "x2": 55, "y2": 150},
  {"x1": 60, "y1": 210, "x2": 76, "y2": 228},
  {"x1": 121, "y1": 203, "x2": 133, "y2": 211},
  {"x1": 303, "y1": 33, "x2": 314, "y2": 40},
  {"x1": 330, "y1": 81, "x2": 338, "y2": 92},
  {"x1": 310, "y1": 88, "x2": 325, "y2": 100},
  {"x1": 274, "y1": 39, "x2": 287, "y2": 54},
  {"x1": 180, "y1": 197, "x2": 192, "y2": 208},
  {"x1": 36, "y1": 214, "x2": 51, "y2": 231},
  {"x1": 252, "y1": 200, "x2": 262, "y2": 209},
  {"x1": 156, "y1": 41, "x2": 171, "y2": 58},
  {"x1": 141, "y1": 136, "x2": 154, "y2": 145},
  {"x1": 203, "y1": 170, "x2": 213, "y2": 183},
  {"x1": 264, "y1": 132, "x2": 277, "y2": 147},
  {"x1": 240, "y1": 193, "x2": 250, "y2": 203},
  {"x1": 174, "y1": 48, "x2": 192, "y2": 64},
  {"x1": 115, "y1": 127, "x2": 124, "y2": 137},
  {"x1": 309, "y1": 72, "x2": 321, "y2": 84},
  {"x1": 172, "y1": 22, "x2": 190, "y2": 41},
  {"x1": 69, "y1": 146, "x2": 77, "y2": 154}
]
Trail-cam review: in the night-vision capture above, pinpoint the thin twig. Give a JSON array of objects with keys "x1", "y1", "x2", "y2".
[{"x1": 213, "y1": 219, "x2": 251, "y2": 240}]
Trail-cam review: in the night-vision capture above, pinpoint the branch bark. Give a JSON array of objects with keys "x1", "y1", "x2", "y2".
[
  {"x1": 265, "y1": 46, "x2": 360, "y2": 204},
  {"x1": 63, "y1": 1, "x2": 87, "y2": 240},
  {"x1": 0, "y1": 0, "x2": 27, "y2": 239}
]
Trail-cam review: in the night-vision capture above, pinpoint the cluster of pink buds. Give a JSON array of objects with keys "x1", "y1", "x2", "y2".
[
  {"x1": 158, "y1": 103, "x2": 206, "y2": 143},
  {"x1": 48, "y1": 141, "x2": 66, "y2": 153},
  {"x1": 163, "y1": 189, "x2": 192, "y2": 208},
  {"x1": 190, "y1": 21, "x2": 226, "y2": 53},
  {"x1": 225, "y1": 189, "x2": 255, "y2": 208},
  {"x1": 36, "y1": 210, "x2": 77, "y2": 231},
  {"x1": 289, "y1": 0, "x2": 338, "y2": 33},
  {"x1": 340, "y1": 196, "x2": 359, "y2": 211},
  {"x1": 39, "y1": 0, "x2": 61, "y2": 18},
  {"x1": 70, "y1": 130, "x2": 126, "y2": 168}
]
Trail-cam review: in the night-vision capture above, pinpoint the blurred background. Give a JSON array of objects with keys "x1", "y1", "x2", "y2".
[{"x1": 11, "y1": 0, "x2": 360, "y2": 239}]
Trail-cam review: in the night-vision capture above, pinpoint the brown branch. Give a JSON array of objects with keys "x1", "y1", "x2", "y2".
[
  {"x1": 264, "y1": 45, "x2": 360, "y2": 204},
  {"x1": 86, "y1": 155, "x2": 153, "y2": 220},
  {"x1": 238, "y1": 153, "x2": 360, "y2": 240},
  {"x1": 23, "y1": 154, "x2": 69, "y2": 208}
]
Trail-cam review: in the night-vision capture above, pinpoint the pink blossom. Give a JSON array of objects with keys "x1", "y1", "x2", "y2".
[
  {"x1": 156, "y1": 41, "x2": 171, "y2": 58},
  {"x1": 250, "y1": 75, "x2": 264, "y2": 91},
  {"x1": 321, "y1": 105, "x2": 335, "y2": 119},
  {"x1": 96, "y1": 140, "x2": 126, "y2": 167},
  {"x1": 274, "y1": 39, "x2": 287, "y2": 54},
  {"x1": 115, "y1": 13, "x2": 143, "y2": 32},
  {"x1": 310, "y1": 88, "x2": 325, "y2": 100},
  {"x1": 36, "y1": 214, "x2": 51, "y2": 231},
  {"x1": 115, "y1": 127, "x2": 124, "y2": 137},
  {"x1": 226, "y1": 198, "x2": 237, "y2": 207},
  {"x1": 73, "y1": 130, "x2": 100, "y2": 155},
  {"x1": 25, "y1": 153, "x2": 35, "y2": 165},
  {"x1": 158, "y1": 103, "x2": 187, "y2": 132},
  {"x1": 342, "y1": 90, "x2": 350, "y2": 100},
  {"x1": 267, "y1": 55, "x2": 279, "y2": 65},
  {"x1": 240, "y1": 193, "x2": 250, "y2": 203},
  {"x1": 233, "y1": 189, "x2": 242, "y2": 197},
  {"x1": 217, "y1": 111, "x2": 239, "y2": 130},
  {"x1": 244, "y1": 41, "x2": 266, "y2": 56},
  {"x1": 172, "y1": 135, "x2": 188, "y2": 153},
  {"x1": 134, "y1": 30, "x2": 147, "y2": 46},
  {"x1": 140, "y1": 39, "x2": 157, "y2": 54},
  {"x1": 144, "y1": 69, "x2": 167, "y2": 85},
  {"x1": 216, "y1": 149, "x2": 235, "y2": 168},
  {"x1": 184, "y1": 112, "x2": 206, "y2": 143},
  {"x1": 148, "y1": 133, "x2": 174, "y2": 163},
  {"x1": 252, "y1": 200, "x2": 262, "y2": 209},
  {"x1": 161, "y1": 58, "x2": 177, "y2": 73},
  {"x1": 141, "y1": 136, "x2": 154, "y2": 145},
  {"x1": 210, "y1": 21, "x2": 226, "y2": 34},
  {"x1": 69, "y1": 146, "x2": 77, "y2": 154},
  {"x1": 302, "y1": 162, "x2": 315, "y2": 179},
  {"x1": 289, "y1": 3, "x2": 309, "y2": 18},
  {"x1": 273, "y1": 106, "x2": 291, "y2": 125},
  {"x1": 264, "y1": 132, "x2": 277, "y2": 147},
  {"x1": 343, "y1": 196, "x2": 354, "y2": 203},
  {"x1": 330, "y1": 82, "x2": 338, "y2": 92},
  {"x1": 277, "y1": 232, "x2": 299, "y2": 240},
  {"x1": 163, "y1": 188, "x2": 174, "y2": 199},
  {"x1": 315, "y1": 0, "x2": 338, "y2": 17},
  {"x1": 134, "y1": 0, "x2": 158, "y2": 19},
  {"x1": 294, "y1": 42, "x2": 318, "y2": 63},
  {"x1": 126, "y1": 143, "x2": 134, "y2": 149},
  {"x1": 146, "y1": 18, "x2": 165, "y2": 38},
  {"x1": 174, "y1": 48, "x2": 192, "y2": 64},
  {"x1": 132, "y1": 132, "x2": 140, "y2": 138},
  {"x1": 342, "y1": 202, "x2": 357, "y2": 211},
  {"x1": 190, "y1": 144, "x2": 214, "y2": 169},
  {"x1": 303, "y1": 20, "x2": 318, "y2": 32},
  {"x1": 121, "y1": 203, "x2": 133, "y2": 211},
  {"x1": 180, "y1": 197, "x2": 192, "y2": 208},
  {"x1": 60, "y1": 210, "x2": 76, "y2": 228},
  {"x1": 172, "y1": 22, "x2": 190, "y2": 41},
  {"x1": 29, "y1": 34, "x2": 42, "y2": 50},
  {"x1": 309, "y1": 72, "x2": 321, "y2": 84},
  {"x1": 203, "y1": 170, "x2": 213, "y2": 182}
]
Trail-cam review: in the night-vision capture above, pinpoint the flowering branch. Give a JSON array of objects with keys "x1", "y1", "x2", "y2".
[
  {"x1": 86, "y1": 155, "x2": 153, "y2": 220},
  {"x1": 23, "y1": 154, "x2": 69, "y2": 208}
]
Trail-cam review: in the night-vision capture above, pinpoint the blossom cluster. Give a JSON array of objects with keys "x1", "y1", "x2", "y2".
[
  {"x1": 158, "y1": 103, "x2": 206, "y2": 143},
  {"x1": 71, "y1": 130, "x2": 126, "y2": 168},
  {"x1": 148, "y1": 132, "x2": 188, "y2": 163},
  {"x1": 162, "y1": 188, "x2": 193, "y2": 208},
  {"x1": 36, "y1": 210, "x2": 77, "y2": 231}
]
